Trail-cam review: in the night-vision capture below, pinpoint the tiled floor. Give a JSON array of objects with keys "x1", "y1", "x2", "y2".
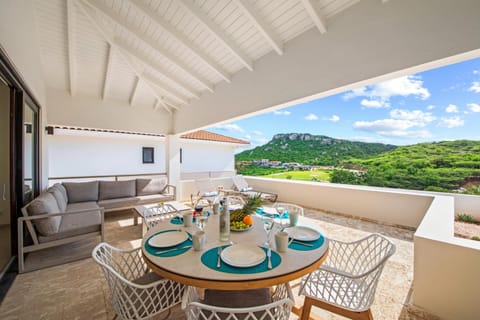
[{"x1": 0, "y1": 209, "x2": 439, "y2": 320}]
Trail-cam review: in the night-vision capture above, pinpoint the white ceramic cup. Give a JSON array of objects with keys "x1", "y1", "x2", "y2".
[
  {"x1": 275, "y1": 231, "x2": 289, "y2": 252},
  {"x1": 183, "y1": 213, "x2": 193, "y2": 227},
  {"x1": 192, "y1": 231, "x2": 206, "y2": 251},
  {"x1": 289, "y1": 212, "x2": 299, "y2": 226}
]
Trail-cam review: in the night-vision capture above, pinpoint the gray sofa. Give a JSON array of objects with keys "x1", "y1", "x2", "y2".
[{"x1": 18, "y1": 177, "x2": 175, "y2": 273}]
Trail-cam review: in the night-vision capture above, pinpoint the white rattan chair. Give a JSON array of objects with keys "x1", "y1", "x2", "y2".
[
  {"x1": 299, "y1": 233, "x2": 396, "y2": 320},
  {"x1": 182, "y1": 283, "x2": 294, "y2": 320},
  {"x1": 273, "y1": 202, "x2": 304, "y2": 216},
  {"x1": 92, "y1": 243, "x2": 185, "y2": 320},
  {"x1": 143, "y1": 203, "x2": 178, "y2": 230}
]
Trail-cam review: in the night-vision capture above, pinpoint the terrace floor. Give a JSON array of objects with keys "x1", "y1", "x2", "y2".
[{"x1": 0, "y1": 208, "x2": 439, "y2": 320}]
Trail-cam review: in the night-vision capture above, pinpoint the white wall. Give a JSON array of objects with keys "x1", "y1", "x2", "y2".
[
  {"x1": 180, "y1": 140, "x2": 236, "y2": 173},
  {"x1": 48, "y1": 130, "x2": 166, "y2": 177}
]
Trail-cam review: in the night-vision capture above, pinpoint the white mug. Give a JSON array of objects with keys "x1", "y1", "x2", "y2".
[
  {"x1": 275, "y1": 231, "x2": 289, "y2": 252},
  {"x1": 192, "y1": 231, "x2": 206, "y2": 251},
  {"x1": 183, "y1": 213, "x2": 193, "y2": 227}
]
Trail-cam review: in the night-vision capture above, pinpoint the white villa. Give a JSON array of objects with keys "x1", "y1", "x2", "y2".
[{"x1": 0, "y1": 1, "x2": 479, "y2": 320}]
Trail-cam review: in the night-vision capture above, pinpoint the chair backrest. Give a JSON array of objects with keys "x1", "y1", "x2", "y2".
[
  {"x1": 273, "y1": 203, "x2": 304, "y2": 216},
  {"x1": 232, "y1": 175, "x2": 249, "y2": 191},
  {"x1": 143, "y1": 204, "x2": 178, "y2": 230}
]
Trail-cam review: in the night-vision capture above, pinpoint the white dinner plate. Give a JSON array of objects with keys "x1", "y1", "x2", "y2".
[
  {"x1": 221, "y1": 244, "x2": 266, "y2": 268},
  {"x1": 148, "y1": 231, "x2": 188, "y2": 248},
  {"x1": 284, "y1": 226, "x2": 320, "y2": 242}
]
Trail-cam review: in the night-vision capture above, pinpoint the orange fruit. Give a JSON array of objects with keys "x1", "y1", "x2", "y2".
[{"x1": 243, "y1": 215, "x2": 253, "y2": 226}]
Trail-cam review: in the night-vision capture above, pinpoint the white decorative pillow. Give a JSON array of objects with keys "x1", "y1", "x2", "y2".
[
  {"x1": 203, "y1": 191, "x2": 218, "y2": 197},
  {"x1": 241, "y1": 187, "x2": 253, "y2": 192}
]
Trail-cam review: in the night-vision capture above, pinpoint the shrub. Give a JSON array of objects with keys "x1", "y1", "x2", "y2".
[
  {"x1": 456, "y1": 213, "x2": 478, "y2": 224},
  {"x1": 471, "y1": 236, "x2": 480, "y2": 241},
  {"x1": 286, "y1": 175, "x2": 292, "y2": 180}
]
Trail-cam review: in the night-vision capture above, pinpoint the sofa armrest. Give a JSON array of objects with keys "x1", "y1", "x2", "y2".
[
  {"x1": 163, "y1": 184, "x2": 176, "y2": 199},
  {"x1": 18, "y1": 207, "x2": 105, "y2": 221}
]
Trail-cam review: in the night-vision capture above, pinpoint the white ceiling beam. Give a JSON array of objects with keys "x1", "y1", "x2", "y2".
[
  {"x1": 114, "y1": 39, "x2": 200, "y2": 99},
  {"x1": 301, "y1": 0, "x2": 327, "y2": 34},
  {"x1": 102, "y1": 44, "x2": 114, "y2": 100},
  {"x1": 178, "y1": 0, "x2": 253, "y2": 71},
  {"x1": 233, "y1": 0, "x2": 283, "y2": 55},
  {"x1": 66, "y1": 0, "x2": 77, "y2": 95},
  {"x1": 129, "y1": 77, "x2": 139, "y2": 106},
  {"x1": 142, "y1": 73, "x2": 185, "y2": 106},
  {"x1": 129, "y1": 0, "x2": 231, "y2": 83},
  {"x1": 82, "y1": 0, "x2": 214, "y2": 93},
  {"x1": 76, "y1": 0, "x2": 176, "y2": 112}
]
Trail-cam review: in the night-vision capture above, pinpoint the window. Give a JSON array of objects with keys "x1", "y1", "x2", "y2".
[{"x1": 142, "y1": 147, "x2": 154, "y2": 164}]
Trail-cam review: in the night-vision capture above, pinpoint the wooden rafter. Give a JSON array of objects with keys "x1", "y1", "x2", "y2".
[
  {"x1": 102, "y1": 44, "x2": 114, "y2": 100},
  {"x1": 301, "y1": 0, "x2": 327, "y2": 34},
  {"x1": 66, "y1": 0, "x2": 77, "y2": 95},
  {"x1": 178, "y1": 0, "x2": 254, "y2": 71},
  {"x1": 233, "y1": 0, "x2": 283, "y2": 55},
  {"x1": 129, "y1": 77, "x2": 139, "y2": 106}
]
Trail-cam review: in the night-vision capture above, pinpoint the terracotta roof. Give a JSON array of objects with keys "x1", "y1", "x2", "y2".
[
  {"x1": 181, "y1": 130, "x2": 250, "y2": 145},
  {"x1": 49, "y1": 125, "x2": 249, "y2": 145}
]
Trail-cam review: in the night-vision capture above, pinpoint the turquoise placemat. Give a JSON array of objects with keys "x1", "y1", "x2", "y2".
[
  {"x1": 288, "y1": 233, "x2": 325, "y2": 251},
  {"x1": 144, "y1": 230, "x2": 192, "y2": 257},
  {"x1": 201, "y1": 245, "x2": 281, "y2": 274}
]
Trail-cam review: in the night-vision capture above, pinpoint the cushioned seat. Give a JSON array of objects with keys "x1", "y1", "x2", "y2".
[{"x1": 97, "y1": 194, "x2": 174, "y2": 210}]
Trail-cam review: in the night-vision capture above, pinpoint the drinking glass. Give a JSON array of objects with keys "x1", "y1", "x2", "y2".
[
  {"x1": 275, "y1": 206, "x2": 289, "y2": 229},
  {"x1": 262, "y1": 216, "x2": 274, "y2": 246},
  {"x1": 196, "y1": 215, "x2": 208, "y2": 231}
]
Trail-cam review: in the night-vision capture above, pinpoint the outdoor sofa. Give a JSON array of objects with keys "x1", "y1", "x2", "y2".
[{"x1": 19, "y1": 177, "x2": 175, "y2": 273}]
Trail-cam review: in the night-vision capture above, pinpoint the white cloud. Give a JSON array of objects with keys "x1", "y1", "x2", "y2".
[
  {"x1": 344, "y1": 75, "x2": 431, "y2": 107},
  {"x1": 305, "y1": 113, "x2": 318, "y2": 121},
  {"x1": 473, "y1": 70, "x2": 479, "y2": 75},
  {"x1": 468, "y1": 103, "x2": 480, "y2": 113},
  {"x1": 426, "y1": 105, "x2": 435, "y2": 110},
  {"x1": 273, "y1": 110, "x2": 291, "y2": 116},
  {"x1": 323, "y1": 115, "x2": 340, "y2": 122},
  {"x1": 438, "y1": 116, "x2": 464, "y2": 128},
  {"x1": 253, "y1": 130, "x2": 263, "y2": 135},
  {"x1": 390, "y1": 109, "x2": 436, "y2": 125},
  {"x1": 360, "y1": 99, "x2": 388, "y2": 108},
  {"x1": 445, "y1": 104, "x2": 459, "y2": 113},
  {"x1": 214, "y1": 123, "x2": 244, "y2": 133},
  {"x1": 469, "y1": 81, "x2": 480, "y2": 93}
]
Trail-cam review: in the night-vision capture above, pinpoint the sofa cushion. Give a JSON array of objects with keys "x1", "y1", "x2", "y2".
[
  {"x1": 63, "y1": 181, "x2": 99, "y2": 203},
  {"x1": 98, "y1": 194, "x2": 174, "y2": 211},
  {"x1": 38, "y1": 202, "x2": 101, "y2": 243},
  {"x1": 27, "y1": 192, "x2": 62, "y2": 236},
  {"x1": 136, "y1": 178, "x2": 167, "y2": 196},
  {"x1": 99, "y1": 180, "x2": 136, "y2": 200},
  {"x1": 47, "y1": 184, "x2": 68, "y2": 212}
]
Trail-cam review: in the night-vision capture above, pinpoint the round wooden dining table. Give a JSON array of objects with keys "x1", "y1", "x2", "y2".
[{"x1": 142, "y1": 213, "x2": 329, "y2": 290}]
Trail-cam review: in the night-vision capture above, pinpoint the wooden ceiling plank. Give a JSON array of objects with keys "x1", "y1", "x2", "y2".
[
  {"x1": 83, "y1": 0, "x2": 215, "y2": 93},
  {"x1": 114, "y1": 38, "x2": 200, "y2": 99},
  {"x1": 178, "y1": 0, "x2": 254, "y2": 71},
  {"x1": 76, "y1": 0, "x2": 176, "y2": 112},
  {"x1": 301, "y1": 0, "x2": 327, "y2": 34},
  {"x1": 233, "y1": 0, "x2": 283, "y2": 55},
  {"x1": 67, "y1": 0, "x2": 77, "y2": 95},
  {"x1": 129, "y1": 0, "x2": 231, "y2": 83}
]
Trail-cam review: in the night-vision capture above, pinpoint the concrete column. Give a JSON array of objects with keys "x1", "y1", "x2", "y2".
[{"x1": 165, "y1": 134, "x2": 181, "y2": 200}]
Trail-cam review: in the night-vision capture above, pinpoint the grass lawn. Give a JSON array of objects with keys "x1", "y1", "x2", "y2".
[{"x1": 264, "y1": 169, "x2": 332, "y2": 182}]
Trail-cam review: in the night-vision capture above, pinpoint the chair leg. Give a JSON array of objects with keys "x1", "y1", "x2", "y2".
[{"x1": 300, "y1": 297, "x2": 314, "y2": 320}]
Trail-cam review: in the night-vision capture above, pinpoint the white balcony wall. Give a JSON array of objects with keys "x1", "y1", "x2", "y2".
[
  {"x1": 48, "y1": 130, "x2": 166, "y2": 178},
  {"x1": 180, "y1": 140, "x2": 236, "y2": 174}
]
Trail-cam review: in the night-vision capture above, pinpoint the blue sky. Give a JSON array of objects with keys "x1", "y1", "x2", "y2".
[{"x1": 208, "y1": 57, "x2": 480, "y2": 149}]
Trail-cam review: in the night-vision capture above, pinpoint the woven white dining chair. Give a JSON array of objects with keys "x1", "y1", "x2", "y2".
[
  {"x1": 298, "y1": 233, "x2": 396, "y2": 320},
  {"x1": 273, "y1": 202, "x2": 304, "y2": 216},
  {"x1": 182, "y1": 283, "x2": 294, "y2": 320},
  {"x1": 92, "y1": 242, "x2": 185, "y2": 320},
  {"x1": 143, "y1": 203, "x2": 178, "y2": 230}
]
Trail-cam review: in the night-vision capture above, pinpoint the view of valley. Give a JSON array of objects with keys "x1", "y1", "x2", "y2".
[{"x1": 235, "y1": 133, "x2": 480, "y2": 195}]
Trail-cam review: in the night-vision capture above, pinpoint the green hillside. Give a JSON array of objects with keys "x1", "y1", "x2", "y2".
[
  {"x1": 235, "y1": 133, "x2": 396, "y2": 165},
  {"x1": 335, "y1": 140, "x2": 480, "y2": 192}
]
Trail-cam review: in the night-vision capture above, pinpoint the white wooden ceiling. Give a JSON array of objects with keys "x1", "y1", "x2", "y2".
[{"x1": 34, "y1": 0, "x2": 360, "y2": 114}]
